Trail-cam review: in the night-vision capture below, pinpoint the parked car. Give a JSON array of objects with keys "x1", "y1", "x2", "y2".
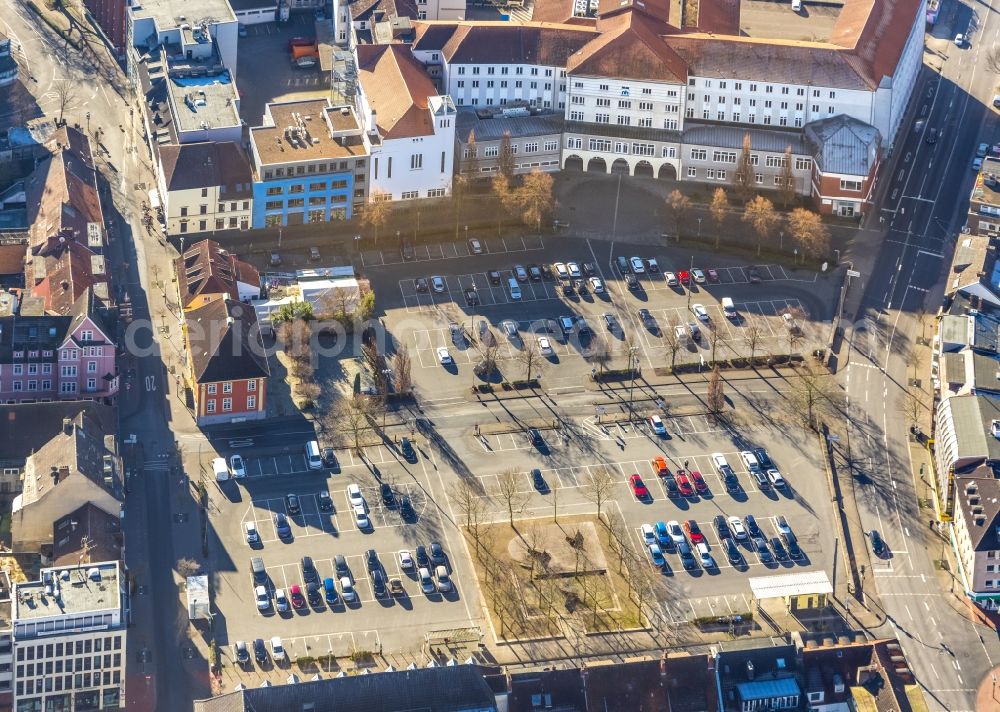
[
  {"x1": 692, "y1": 304, "x2": 709, "y2": 322},
  {"x1": 624, "y1": 273, "x2": 639, "y2": 290},
  {"x1": 400, "y1": 496, "x2": 415, "y2": 520},
  {"x1": 697, "y1": 542, "x2": 715, "y2": 569},
  {"x1": 274, "y1": 513, "x2": 291, "y2": 539},
  {"x1": 301, "y1": 556, "x2": 318, "y2": 584},
  {"x1": 431, "y1": 276, "x2": 446, "y2": 293},
  {"x1": 380, "y1": 483, "x2": 395, "y2": 506},
  {"x1": 245, "y1": 521, "x2": 259, "y2": 544},
  {"x1": 401, "y1": 437, "x2": 417, "y2": 462},
  {"x1": 664, "y1": 271, "x2": 679, "y2": 286},
  {"x1": 770, "y1": 537, "x2": 789, "y2": 561},
  {"x1": 684, "y1": 520, "x2": 705, "y2": 544},
  {"x1": 630, "y1": 256, "x2": 645, "y2": 273},
  {"x1": 415, "y1": 545, "x2": 430, "y2": 568},
  {"x1": 285, "y1": 493, "x2": 301, "y2": 515},
  {"x1": 415, "y1": 277, "x2": 429, "y2": 293},
  {"x1": 229, "y1": 454, "x2": 246, "y2": 478},
  {"x1": 870, "y1": 530, "x2": 887, "y2": 557},
  {"x1": 532, "y1": 468, "x2": 547, "y2": 492},
  {"x1": 354, "y1": 504, "x2": 370, "y2": 529},
  {"x1": 488, "y1": 270, "x2": 502, "y2": 285},
  {"x1": 289, "y1": 584, "x2": 306, "y2": 609},
  {"x1": 691, "y1": 268, "x2": 706, "y2": 283},
  {"x1": 753, "y1": 448, "x2": 775, "y2": 470},
  {"x1": 274, "y1": 588, "x2": 289, "y2": 612},
  {"x1": 321, "y1": 447, "x2": 337, "y2": 467},
  {"x1": 639, "y1": 308, "x2": 656, "y2": 329},
  {"x1": 728, "y1": 516, "x2": 748, "y2": 539},
  {"x1": 689, "y1": 470, "x2": 708, "y2": 494},
  {"x1": 430, "y1": 541, "x2": 447, "y2": 565},
  {"x1": 469, "y1": 238, "x2": 483, "y2": 254},
  {"x1": 528, "y1": 428, "x2": 544, "y2": 447},
  {"x1": 714, "y1": 515, "x2": 730, "y2": 539},
  {"x1": 399, "y1": 550, "x2": 414, "y2": 570},
  {"x1": 767, "y1": 469, "x2": 786, "y2": 489},
  {"x1": 723, "y1": 538, "x2": 743, "y2": 565},
  {"x1": 255, "y1": 585, "x2": 270, "y2": 610},
  {"x1": 753, "y1": 537, "x2": 773, "y2": 563},
  {"x1": 648, "y1": 544, "x2": 666, "y2": 567},
  {"x1": 745, "y1": 514, "x2": 763, "y2": 539},
  {"x1": 784, "y1": 532, "x2": 804, "y2": 560},
  {"x1": 437, "y1": 347, "x2": 453, "y2": 365},
  {"x1": 435, "y1": 565, "x2": 453, "y2": 592},
  {"x1": 649, "y1": 415, "x2": 666, "y2": 436},
  {"x1": 340, "y1": 577, "x2": 356, "y2": 602},
  {"x1": 655, "y1": 521, "x2": 671, "y2": 547},
  {"x1": 646, "y1": 257, "x2": 659, "y2": 272},
  {"x1": 514, "y1": 265, "x2": 529, "y2": 282},
  {"x1": 629, "y1": 474, "x2": 650, "y2": 499},
  {"x1": 678, "y1": 541, "x2": 697, "y2": 569},
  {"x1": 419, "y1": 567, "x2": 435, "y2": 594},
  {"x1": 253, "y1": 639, "x2": 268, "y2": 664},
  {"x1": 537, "y1": 337, "x2": 554, "y2": 356},
  {"x1": 666, "y1": 520, "x2": 685, "y2": 544},
  {"x1": 347, "y1": 484, "x2": 365, "y2": 509},
  {"x1": 318, "y1": 491, "x2": 333, "y2": 512},
  {"x1": 675, "y1": 471, "x2": 694, "y2": 497},
  {"x1": 567, "y1": 262, "x2": 582, "y2": 278},
  {"x1": 233, "y1": 640, "x2": 250, "y2": 666}
]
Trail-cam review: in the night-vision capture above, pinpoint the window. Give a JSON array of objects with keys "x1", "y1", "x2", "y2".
[
  {"x1": 60, "y1": 365, "x2": 77, "y2": 377},
  {"x1": 484, "y1": 146, "x2": 499, "y2": 158},
  {"x1": 664, "y1": 118, "x2": 678, "y2": 130},
  {"x1": 616, "y1": 115, "x2": 630, "y2": 126},
  {"x1": 247, "y1": 395, "x2": 256, "y2": 410},
  {"x1": 618, "y1": 100, "x2": 631, "y2": 109},
  {"x1": 12, "y1": 365, "x2": 21, "y2": 376},
  {"x1": 411, "y1": 154, "x2": 423, "y2": 170},
  {"x1": 427, "y1": 188, "x2": 445, "y2": 198},
  {"x1": 589, "y1": 138, "x2": 611, "y2": 152},
  {"x1": 596, "y1": 98, "x2": 610, "y2": 107},
  {"x1": 87, "y1": 378, "x2": 96, "y2": 391},
  {"x1": 401, "y1": 191, "x2": 419, "y2": 200},
  {"x1": 687, "y1": 166, "x2": 697, "y2": 177},
  {"x1": 525, "y1": 142, "x2": 539, "y2": 153},
  {"x1": 707, "y1": 168, "x2": 716, "y2": 179},
  {"x1": 632, "y1": 143, "x2": 654, "y2": 156},
  {"x1": 286, "y1": 199, "x2": 304, "y2": 209},
  {"x1": 765, "y1": 155, "x2": 788, "y2": 168},
  {"x1": 569, "y1": 111, "x2": 584, "y2": 121},
  {"x1": 595, "y1": 113, "x2": 610, "y2": 124},
  {"x1": 206, "y1": 400, "x2": 216, "y2": 413},
  {"x1": 662, "y1": 146, "x2": 677, "y2": 158},
  {"x1": 567, "y1": 137, "x2": 582, "y2": 149},
  {"x1": 215, "y1": 219, "x2": 224, "y2": 230},
  {"x1": 571, "y1": 96, "x2": 585, "y2": 105},
  {"x1": 690, "y1": 149, "x2": 707, "y2": 161},
  {"x1": 795, "y1": 157, "x2": 811, "y2": 171},
  {"x1": 713, "y1": 151, "x2": 737, "y2": 164},
  {"x1": 207, "y1": 384, "x2": 217, "y2": 395},
  {"x1": 637, "y1": 118, "x2": 652, "y2": 127},
  {"x1": 840, "y1": 179, "x2": 862, "y2": 191},
  {"x1": 544, "y1": 140, "x2": 558, "y2": 151},
  {"x1": 755, "y1": 173, "x2": 763, "y2": 184},
  {"x1": 87, "y1": 361, "x2": 97, "y2": 373},
  {"x1": 222, "y1": 398, "x2": 232, "y2": 412}
]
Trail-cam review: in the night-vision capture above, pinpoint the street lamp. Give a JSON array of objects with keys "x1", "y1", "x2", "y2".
[
  {"x1": 779, "y1": 231, "x2": 784, "y2": 251},
  {"x1": 627, "y1": 346, "x2": 639, "y2": 416},
  {"x1": 834, "y1": 248, "x2": 841, "y2": 264},
  {"x1": 86, "y1": 112, "x2": 91, "y2": 135},
  {"x1": 697, "y1": 217, "x2": 702, "y2": 239}
]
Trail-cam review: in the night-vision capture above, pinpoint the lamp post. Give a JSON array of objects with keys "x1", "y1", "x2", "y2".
[
  {"x1": 834, "y1": 248, "x2": 841, "y2": 264},
  {"x1": 627, "y1": 346, "x2": 639, "y2": 417},
  {"x1": 697, "y1": 217, "x2": 702, "y2": 239},
  {"x1": 779, "y1": 231, "x2": 784, "y2": 251},
  {"x1": 86, "y1": 112, "x2": 91, "y2": 135}
]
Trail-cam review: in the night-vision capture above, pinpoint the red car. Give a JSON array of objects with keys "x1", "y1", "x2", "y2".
[
  {"x1": 679, "y1": 270, "x2": 691, "y2": 285},
  {"x1": 629, "y1": 474, "x2": 649, "y2": 500},
  {"x1": 675, "y1": 471, "x2": 694, "y2": 497},
  {"x1": 707, "y1": 268, "x2": 719, "y2": 282},
  {"x1": 289, "y1": 584, "x2": 306, "y2": 609},
  {"x1": 684, "y1": 520, "x2": 705, "y2": 544},
  {"x1": 690, "y1": 470, "x2": 709, "y2": 494}
]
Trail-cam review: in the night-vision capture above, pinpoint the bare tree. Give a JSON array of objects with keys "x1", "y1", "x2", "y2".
[
  {"x1": 742, "y1": 195, "x2": 780, "y2": 257},
  {"x1": 324, "y1": 395, "x2": 370, "y2": 451},
  {"x1": 787, "y1": 208, "x2": 831, "y2": 261},
  {"x1": 53, "y1": 80, "x2": 77, "y2": 126},
  {"x1": 742, "y1": 322, "x2": 766, "y2": 367},
  {"x1": 453, "y1": 479, "x2": 489, "y2": 557},
  {"x1": 452, "y1": 171, "x2": 468, "y2": 241},
  {"x1": 706, "y1": 365, "x2": 725, "y2": 415},
  {"x1": 474, "y1": 333, "x2": 502, "y2": 380},
  {"x1": 392, "y1": 346, "x2": 412, "y2": 394},
  {"x1": 496, "y1": 469, "x2": 528, "y2": 528},
  {"x1": 550, "y1": 477, "x2": 559, "y2": 523},
  {"x1": 581, "y1": 467, "x2": 616, "y2": 520},
  {"x1": 605, "y1": 514, "x2": 633, "y2": 574},
  {"x1": 518, "y1": 340, "x2": 544, "y2": 382},
  {"x1": 176, "y1": 557, "x2": 201, "y2": 579},
  {"x1": 662, "y1": 315, "x2": 682, "y2": 371},
  {"x1": 360, "y1": 191, "x2": 393, "y2": 247},
  {"x1": 709, "y1": 324, "x2": 728, "y2": 366},
  {"x1": 778, "y1": 146, "x2": 796, "y2": 208},
  {"x1": 786, "y1": 365, "x2": 841, "y2": 431},
  {"x1": 585, "y1": 337, "x2": 612, "y2": 377},
  {"x1": 492, "y1": 174, "x2": 512, "y2": 238},
  {"x1": 498, "y1": 131, "x2": 516, "y2": 181},
  {"x1": 784, "y1": 306, "x2": 806, "y2": 356},
  {"x1": 899, "y1": 385, "x2": 926, "y2": 430},
  {"x1": 665, "y1": 189, "x2": 691, "y2": 240},
  {"x1": 709, "y1": 187, "x2": 728, "y2": 248},
  {"x1": 989, "y1": 46, "x2": 1000, "y2": 74},
  {"x1": 732, "y1": 133, "x2": 755, "y2": 200}
]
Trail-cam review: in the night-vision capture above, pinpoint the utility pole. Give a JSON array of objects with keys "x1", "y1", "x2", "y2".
[{"x1": 627, "y1": 346, "x2": 639, "y2": 417}]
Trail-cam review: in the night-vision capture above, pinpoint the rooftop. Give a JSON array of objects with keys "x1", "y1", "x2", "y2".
[
  {"x1": 972, "y1": 158, "x2": 1000, "y2": 207},
  {"x1": 456, "y1": 109, "x2": 565, "y2": 142},
  {"x1": 357, "y1": 44, "x2": 438, "y2": 141},
  {"x1": 159, "y1": 141, "x2": 253, "y2": 195},
  {"x1": 955, "y1": 472, "x2": 1000, "y2": 551},
  {"x1": 942, "y1": 394, "x2": 1000, "y2": 467},
  {"x1": 947, "y1": 233, "x2": 995, "y2": 298},
  {"x1": 167, "y1": 72, "x2": 241, "y2": 134},
  {"x1": 739, "y1": 0, "x2": 842, "y2": 42},
  {"x1": 683, "y1": 122, "x2": 809, "y2": 154},
  {"x1": 130, "y1": 0, "x2": 235, "y2": 31},
  {"x1": 250, "y1": 100, "x2": 367, "y2": 168},
  {"x1": 175, "y1": 238, "x2": 260, "y2": 309},
  {"x1": 805, "y1": 114, "x2": 881, "y2": 176},
  {"x1": 14, "y1": 561, "x2": 122, "y2": 621},
  {"x1": 184, "y1": 298, "x2": 270, "y2": 383},
  {"x1": 749, "y1": 570, "x2": 834, "y2": 599},
  {"x1": 52, "y1": 503, "x2": 123, "y2": 567}
]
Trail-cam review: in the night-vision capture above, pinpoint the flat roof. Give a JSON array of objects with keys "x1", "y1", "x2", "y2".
[
  {"x1": 168, "y1": 72, "x2": 241, "y2": 133},
  {"x1": 736, "y1": 677, "x2": 801, "y2": 702},
  {"x1": 749, "y1": 570, "x2": 833, "y2": 599},
  {"x1": 131, "y1": 0, "x2": 235, "y2": 29},
  {"x1": 972, "y1": 159, "x2": 1000, "y2": 207},
  {"x1": 15, "y1": 562, "x2": 121, "y2": 621},
  {"x1": 251, "y1": 100, "x2": 367, "y2": 167}
]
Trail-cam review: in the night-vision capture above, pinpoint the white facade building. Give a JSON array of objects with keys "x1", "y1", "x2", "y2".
[
  {"x1": 157, "y1": 142, "x2": 254, "y2": 236},
  {"x1": 12, "y1": 562, "x2": 127, "y2": 711}
]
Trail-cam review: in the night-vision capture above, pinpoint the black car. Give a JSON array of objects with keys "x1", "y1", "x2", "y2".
[
  {"x1": 285, "y1": 493, "x2": 301, "y2": 515},
  {"x1": 372, "y1": 570, "x2": 387, "y2": 597},
  {"x1": 253, "y1": 638, "x2": 268, "y2": 664},
  {"x1": 713, "y1": 515, "x2": 730, "y2": 539},
  {"x1": 783, "y1": 532, "x2": 804, "y2": 560},
  {"x1": 415, "y1": 545, "x2": 430, "y2": 568},
  {"x1": 400, "y1": 437, "x2": 417, "y2": 462},
  {"x1": 925, "y1": 127, "x2": 939, "y2": 144},
  {"x1": 722, "y1": 468, "x2": 740, "y2": 493},
  {"x1": 745, "y1": 514, "x2": 762, "y2": 539},
  {"x1": 662, "y1": 474, "x2": 680, "y2": 498},
  {"x1": 488, "y1": 270, "x2": 502, "y2": 285},
  {"x1": 415, "y1": 277, "x2": 429, "y2": 293},
  {"x1": 723, "y1": 538, "x2": 743, "y2": 565},
  {"x1": 562, "y1": 282, "x2": 574, "y2": 296},
  {"x1": 753, "y1": 447, "x2": 774, "y2": 470},
  {"x1": 638, "y1": 308, "x2": 656, "y2": 329},
  {"x1": 400, "y1": 495, "x2": 415, "y2": 520},
  {"x1": 306, "y1": 581, "x2": 323, "y2": 606},
  {"x1": 321, "y1": 447, "x2": 337, "y2": 467},
  {"x1": 528, "y1": 428, "x2": 544, "y2": 446},
  {"x1": 301, "y1": 556, "x2": 319, "y2": 584},
  {"x1": 335, "y1": 554, "x2": 350, "y2": 578},
  {"x1": 401, "y1": 241, "x2": 415, "y2": 261},
  {"x1": 770, "y1": 537, "x2": 789, "y2": 561},
  {"x1": 753, "y1": 537, "x2": 773, "y2": 563},
  {"x1": 464, "y1": 289, "x2": 480, "y2": 307},
  {"x1": 380, "y1": 483, "x2": 395, "y2": 507},
  {"x1": 233, "y1": 641, "x2": 250, "y2": 667},
  {"x1": 582, "y1": 262, "x2": 596, "y2": 276},
  {"x1": 540, "y1": 264, "x2": 554, "y2": 280},
  {"x1": 429, "y1": 541, "x2": 446, "y2": 565},
  {"x1": 532, "y1": 468, "x2": 547, "y2": 492},
  {"x1": 366, "y1": 548, "x2": 380, "y2": 573},
  {"x1": 626, "y1": 274, "x2": 639, "y2": 290},
  {"x1": 748, "y1": 268, "x2": 762, "y2": 284},
  {"x1": 528, "y1": 264, "x2": 542, "y2": 281},
  {"x1": 871, "y1": 530, "x2": 887, "y2": 557},
  {"x1": 318, "y1": 491, "x2": 333, "y2": 512}
]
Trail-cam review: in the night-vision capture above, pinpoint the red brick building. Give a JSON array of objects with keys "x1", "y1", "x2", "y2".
[
  {"x1": 83, "y1": 0, "x2": 127, "y2": 56},
  {"x1": 805, "y1": 115, "x2": 882, "y2": 218},
  {"x1": 183, "y1": 298, "x2": 269, "y2": 426}
]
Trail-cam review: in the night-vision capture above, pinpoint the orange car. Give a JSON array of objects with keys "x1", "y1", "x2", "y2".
[{"x1": 651, "y1": 456, "x2": 670, "y2": 476}]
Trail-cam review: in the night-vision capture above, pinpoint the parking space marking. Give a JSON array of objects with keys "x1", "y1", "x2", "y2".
[{"x1": 366, "y1": 237, "x2": 546, "y2": 269}]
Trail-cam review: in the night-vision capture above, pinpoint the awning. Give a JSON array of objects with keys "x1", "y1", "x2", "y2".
[{"x1": 749, "y1": 571, "x2": 833, "y2": 600}]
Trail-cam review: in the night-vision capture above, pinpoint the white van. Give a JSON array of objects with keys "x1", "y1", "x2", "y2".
[
  {"x1": 508, "y1": 278, "x2": 522, "y2": 300},
  {"x1": 305, "y1": 440, "x2": 323, "y2": 470},
  {"x1": 721, "y1": 297, "x2": 737, "y2": 320},
  {"x1": 791, "y1": 0, "x2": 801, "y2": 11},
  {"x1": 212, "y1": 457, "x2": 229, "y2": 481}
]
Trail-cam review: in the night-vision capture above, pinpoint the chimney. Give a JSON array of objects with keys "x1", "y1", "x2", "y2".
[
  {"x1": 62, "y1": 418, "x2": 73, "y2": 435},
  {"x1": 50, "y1": 465, "x2": 59, "y2": 484}
]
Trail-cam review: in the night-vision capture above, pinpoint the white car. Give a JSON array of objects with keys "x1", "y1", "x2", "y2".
[
  {"x1": 274, "y1": 588, "x2": 289, "y2": 612},
  {"x1": 691, "y1": 268, "x2": 706, "y2": 284},
  {"x1": 469, "y1": 238, "x2": 483, "y2": 254},
  {"x1": 692, "y1": 303, "x2": 709, "y2": 322},
  {"x1": 589, "y1": 276, "x2": 604, "y2": 293},
  {"x1": 641, "y1": 523, "x2": 657, "y2": 545},
  {"x1": 649, "y1": 415, "x2": 666, "y2": 436},
  {"x1": 664, "y1": 271, "x2": 679, "y2": 286},
  {"x1": 270, "y1": 636, "x2": 286, "y2": 661},
  {"x1": 229, "y1": 454, "x2": 246, "y2": 478},
  {"x1": 666, "y1": 520, "x2": 685, "y2": 544},
  {"x1": 340, "y1": 576, "x2": 356, "y2": 602},
  {"x1": 554, "y1": 262, "x2": 569, "y2": 280},
  {"x1": 630, "y1": 256, "x2": 645, "y2": 273},
  {"x1": 711, "y1": 453, "x2": 730, "y2": 472},
  {"x1": 254, "y1": 585, "x2": 270, "y2": 610},
  {"x1": 646, "y1": 257, "x2": 659, "y2": 272},
  {"x1": 567, "y1": 262, "x2": 582, "y2": 278},
  {"x1": 696, "y1": 542, "x2": 715, "y2": 569},
  {"x1": 775, "y1": 516, "x2": 792, "y2": 536},
  {"x1": 244, "y1": 521, "x2": 259, "y2": 544},
  {"x1": 436, "y1": 346, "x2": 453, "y2": 365},
  {"x1": 353, "y1": 503, "x2": 370, "y2": 529},
  {"x1": 954, "y1": 33, "x2": 964, "y2": 46},
  {"x1": 347, "y1": 484, "x2": 365, "y2": 508},
  {"x1": 739, "y1": 450, "x2": 761, "y2": 472},
  {"x1": 431, "y1": 276, "x2": 446, "y2": 293},
  {"x1": 727, "y1": 516, "x2": 748, "y2": 540},
  {"x1": 767, "y1": 469, "x2": 786, "y2": 488},
  {"x1": 399, "y1": 550, "x2": 414, "y2": 570},
  {"x1": 537, "y1": 336, "x2": 554, "y2": 356}
]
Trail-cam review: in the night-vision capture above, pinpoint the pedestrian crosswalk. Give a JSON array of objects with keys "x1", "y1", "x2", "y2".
[{"x1": 142, "y1": 460, "x2": 170, "y2": 472}]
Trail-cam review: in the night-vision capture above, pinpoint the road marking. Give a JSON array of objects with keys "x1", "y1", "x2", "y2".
[
  {"x1": 917, "y1": 249, "x2": 945, "y2": 258},
  {"x1": 953, "y1": 660, "x2": 961, "y2": 670}
]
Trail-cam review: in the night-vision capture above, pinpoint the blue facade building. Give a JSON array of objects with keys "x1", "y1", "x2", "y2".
[{"x1": 249, "y1": 99, "x2": 370, "y2": 229}]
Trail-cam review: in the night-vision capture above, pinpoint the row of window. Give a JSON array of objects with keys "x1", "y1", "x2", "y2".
[
  {"x1": 179, "y1": 202, "x2": 250, "y2": 217},
  {"x1": 263, "y1": 195, "x2": 348, "y2": 210},
  {"x1": 264, "y1": 180, "x2": 350, "y2": 196},
  {"x1": 199, "y1": 184, "x2": 250, "y2": 197},
  {"x1": 3, "y1": 380, "x2": 100, "y2": 393},
  {"x1": 686, "y1": 107, "x2": 830, "y2": 126},
  {"x1": 456, "y1": 65, "x2": 562, "y2": 77},
  {"x1": 570, "y1": 97, "x2": 680, "y2": 113},
  {"x1": 476, "y1": 160, "x2": 559, "y2": 173},
  {"x1": 690, "y1": 95, "x2": 829, "y2": 113},
  {"x1": 686, "y1": 167, "x2": 792, "y2": 188},
  {"x1": 453, "y1": 97, "x2": 563, "y2": 110},
  {"x1": 377, "y1": 189, "x2": 447, "y2": 201},
  {"x1": 688, "y1": 151, "x2": 811, "y2": 171},
  {"x1": 18, "y1": 653, "x2": 121, "y2": 678},
  {"x1": 178, "y1": 218, "x2": 250, "y2": 233},
  {"x1": 455, "y1": 80, "x2": 555, "y2": 92},
  {"x1": 564, "y1": 137, "x2": 679, "y2": 159},
  {"x1": 690, "y1": 78, "x2": 837, "y2": 100},
  {"x1": 16, "y1": 672, "x2": 120, "y2": 699},
  {"x1": 206, "y1": 381, "x2": 256, "y2": 395},
  {"x1": 261, "y1": 160, "x2": 362, "y2": 181},
  {"x1": 17, "y1": 636, "x2": 121, "y2": 660},
  {"x1": 262, "y1": 207, "x2": 349, "y2": 227},
  {"x1": 463, "y1": 141, "x2": 560, "y2": 159},
  {"x1": 205, "y1": 396, "x2": 256, "y2": 413}
]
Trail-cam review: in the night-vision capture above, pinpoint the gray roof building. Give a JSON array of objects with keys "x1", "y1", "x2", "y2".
[
  {"x1": 805, "y1": 115, "x2": 881, "y2": 177},
  {"x1": 682, "y1": 123, "x2": 809, "y2": 155}
]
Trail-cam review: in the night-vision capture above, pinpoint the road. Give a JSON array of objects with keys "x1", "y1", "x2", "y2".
[{"x1": 836, "y1": 1, "x2": 1000, "y2": 710}]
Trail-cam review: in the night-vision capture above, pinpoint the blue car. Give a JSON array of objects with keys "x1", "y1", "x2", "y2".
[
  {"x1": 654, "y1": 521, "x2": 671, "y2": 547},
  {"x1": 323, "y1": 577, "x2": 338, "y2": 605},
  {"x1": 274, "y1": 512, "x2": 292, "y2": 539}
]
